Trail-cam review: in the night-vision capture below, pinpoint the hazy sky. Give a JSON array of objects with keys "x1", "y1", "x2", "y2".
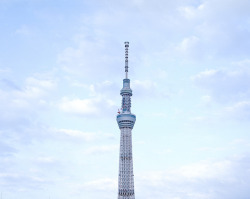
[{"x1": 1, "y1": 0, "x2": 250, "y2": 198}]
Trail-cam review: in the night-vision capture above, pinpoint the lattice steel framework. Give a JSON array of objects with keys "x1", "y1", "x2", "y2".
[{"x1": 116, "y1": 42, "x2": 136, "y2": 199}]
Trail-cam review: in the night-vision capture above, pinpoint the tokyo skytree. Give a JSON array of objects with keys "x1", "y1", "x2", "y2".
[{"x1": 116, "y1": 42, "x2": 136, "y2": 199}]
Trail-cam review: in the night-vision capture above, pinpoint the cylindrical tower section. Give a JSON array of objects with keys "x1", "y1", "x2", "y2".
[{"x1": 120, "y1": 79, "x2": 132, "y2": 113}]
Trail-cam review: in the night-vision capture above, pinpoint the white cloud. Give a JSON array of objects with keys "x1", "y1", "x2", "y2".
[
  {"x1": 178, "y1": 160, "x2": 231, "y2": 179},
  {"x1": 192, "y1": 64, "x2": 250, "y2": 121},
  {"x1": 172, "y1": 0, "x2": 250, "y2": 60},
  {"x1": 36, "y1": 156, "x2": 57, "y2": 164},
  {"x1": 193, "y1": 66, "x2": 250, "y2": 104},
  {"x1": 230, "y1": 139, "x2": 250, "y2": 146},
  {"x1": 197, "y1": 147, "x2": 225, "y2": 152},
  {"x1": 136, "y1": 155, "x2": 250, "y2": 199},
  {"x1": 175, "y1": 36, "x2": 201, "y2": 58},
  {"x1": 224, "y1": 101, "x2": 250, "y2": 120},
  {"x1": 189, "y1": 116, "x2": 208, "y2": 123},
  {"x1": 57, "y1": 39, "x2": 120, "y2": 79},
  {"x1": 15, "y1": 25, "x2": 32, "y2": 36},
  {"x1": 0, "y1": 76, "x2": 57, "y2": 124},
  {"x1": 201, "y1": 95, "x2": 212, "y2": 105},
  {"x1": 0, "y1": 68, "x2": 11, "y2": 73},
  {"x1": 17, "y1": 77, "x2": 56, "y2": 99},
  {"x1": 178, "y1": 6, "x2": 196, "y2": 20},
  {"x1": 0, "y1": 141, "x2": 17, "y2": 157},
  {"x1": 56, "y1": 128, "x2": 97, "y2": 140},
  {"x1": 84, "y1": 144, "x2": 118, "y2": 155},
  {"x1": 0, "y1": 172, "x2": 50, "y2": 190},
  {"x1": 58, "y1": 79, "x2": 121, "y2": 118},
  {"x1": 132, "y1": 79, "x2": 169, "y2": 98},
  {"x1": 82, "y1": 178, "x2": 117, "y2": 191},
  {"x1": 133, "y1": 79, "x2": 157, "y2": 90},
  {"x1": 59, "y1": 97, "x2": 99, "y2": 115},
  {"x1": 54, "y1": 128, "x2": 114, "y2": 141},
  {"x1": 233, "y1": 59, "x2": 250, "y2": 67},
  {"x1": 58, "y1": 96, "x2": 116, "y2": 117},
  {"x1": 87, "y1": 80, "x2": 120, "y2": 98}
]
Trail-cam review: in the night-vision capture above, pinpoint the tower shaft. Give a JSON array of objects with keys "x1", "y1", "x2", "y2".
[{"x1": 116, "y1": 42, "x2": 136, "y2": 199}]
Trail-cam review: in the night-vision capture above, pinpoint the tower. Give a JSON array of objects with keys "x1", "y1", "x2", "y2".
[{"x1": 117, "y1": 42, "x2": 136, "y2": 199}]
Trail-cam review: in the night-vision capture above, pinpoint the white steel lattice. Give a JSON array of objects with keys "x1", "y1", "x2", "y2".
[{"x1": 118, "y1": 128, "x2": 135, "y2": 199}]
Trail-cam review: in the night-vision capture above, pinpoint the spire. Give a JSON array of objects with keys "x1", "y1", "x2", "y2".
[{"x1": 124, "y1": 41, "x2": 129, "y2": 79}]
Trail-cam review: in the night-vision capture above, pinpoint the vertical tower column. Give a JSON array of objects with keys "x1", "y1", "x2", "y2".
[
  {"x1": 118, "y1": 128, "x2": 135, "y2": 199},
  {"x1": 117, "y1": 42, "x2": 136, "y2": 199}
]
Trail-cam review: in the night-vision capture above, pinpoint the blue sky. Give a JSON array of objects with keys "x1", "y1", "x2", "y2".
[{"x1": 1, "y1": 0, "x2": 250, "y2": 198}]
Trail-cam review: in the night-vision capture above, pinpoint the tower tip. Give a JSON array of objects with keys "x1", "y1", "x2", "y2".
[{"x1": 124, "y1": 41, "x2": 129, "y2": 79}]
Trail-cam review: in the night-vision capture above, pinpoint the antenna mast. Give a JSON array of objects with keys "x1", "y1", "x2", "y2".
[{"x1": 124, "y1": 41, "x2": 129, "y2": 79}]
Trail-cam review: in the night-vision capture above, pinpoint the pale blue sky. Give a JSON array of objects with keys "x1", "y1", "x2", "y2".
[{"x1": 1, "y1": 0, "x2": 250, "y2": 198}]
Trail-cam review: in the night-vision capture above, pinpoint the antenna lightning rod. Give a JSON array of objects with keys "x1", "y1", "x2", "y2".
[{"x1": 124, "y1": 41, "x2": 129, "y2": 79}]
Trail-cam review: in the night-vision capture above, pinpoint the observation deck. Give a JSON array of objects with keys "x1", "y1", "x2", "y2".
[{"x1": 117, "y1": 113, "x2": 136, "y2": 129}]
